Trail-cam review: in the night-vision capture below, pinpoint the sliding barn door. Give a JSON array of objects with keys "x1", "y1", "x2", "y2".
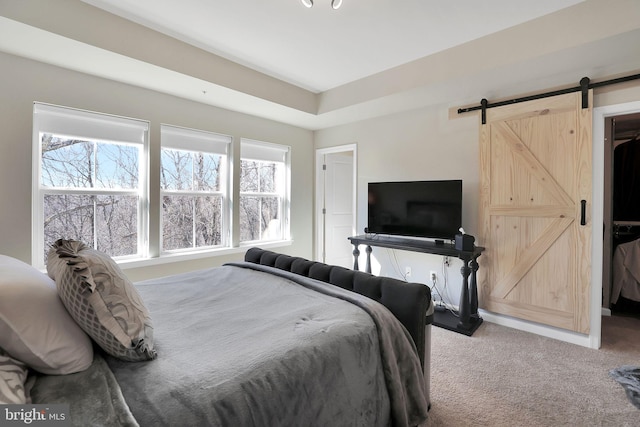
[{"x1": 478, "y1": 92, "x2": 592, "y2": 333}]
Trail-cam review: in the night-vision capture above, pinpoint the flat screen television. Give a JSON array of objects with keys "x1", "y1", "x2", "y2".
[{"x1": 367, "y1": 180, "x2": 462, "y2": 240}]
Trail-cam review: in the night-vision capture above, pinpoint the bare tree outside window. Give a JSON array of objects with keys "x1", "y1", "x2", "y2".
[
  {"x1": 239, "y1": 160, "x2": 283, "y2": 242},
  {"x1": 161, "y1": 148, "x2": 224, "y2": 251},
  {"x1": 40, "y1": 133, "x2": 140, "y2": 259},
  {"x1": 37, "y1": 112, "x2": 284, "y2": 264}
]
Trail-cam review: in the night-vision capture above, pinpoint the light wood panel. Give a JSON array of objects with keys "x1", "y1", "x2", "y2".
[{"x1": 478, "y1": 92, "x2": 592, "y2": 334}]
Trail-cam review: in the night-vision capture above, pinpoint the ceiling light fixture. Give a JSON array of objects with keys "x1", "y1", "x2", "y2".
[{"x1": 300, "y1": 0, "x2": 343, "y2": 9}]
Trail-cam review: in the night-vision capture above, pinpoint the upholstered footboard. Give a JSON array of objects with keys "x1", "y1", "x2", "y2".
[{"x1": 244, "y1": 247, "x2": 433, "y2": 408}]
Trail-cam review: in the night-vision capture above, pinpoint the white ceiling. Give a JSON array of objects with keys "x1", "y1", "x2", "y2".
[
  {"x1": 4, "y1": 0, "x2": 640, "y2": 130},
  {"x1": 82, "y1": 0, "x2": 583, "y2": 93}
]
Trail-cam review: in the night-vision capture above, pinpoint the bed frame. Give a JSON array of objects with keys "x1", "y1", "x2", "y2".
[{"x1": 245, "y1": 247, "x2": 433, "y2": 406}]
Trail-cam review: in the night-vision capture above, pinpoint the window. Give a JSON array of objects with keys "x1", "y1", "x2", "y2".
[
  {"x1": 32, "y1": 104, "x2": 290, "y2": 268},
  {"x1": 160, "y1": 125, "x2": 231, "y2": 252},
  {"x1": 32, "y1": 103, "x2": 149, "y2": 267},
  {"x1": 240, "y1": 139, "x2": 290, "y2": 243}
]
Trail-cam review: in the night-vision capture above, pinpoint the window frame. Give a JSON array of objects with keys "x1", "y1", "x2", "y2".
[
  {"x1": 32, "y1": 102, "x2": 149, "y2": 268},
  {"x1": 239, "y1": 138, "x2": 291, "y2": 244},
  {"x1": 160, "y1": 124, "x2": 232, "y2": 254},
  {"x1": 31, "y1": 104, "x2": 293, "y2": 270}
]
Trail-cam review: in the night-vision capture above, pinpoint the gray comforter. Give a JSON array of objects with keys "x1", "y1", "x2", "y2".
[{"x1": 33, "y1": 263, "x2": 428, "y2": 426}]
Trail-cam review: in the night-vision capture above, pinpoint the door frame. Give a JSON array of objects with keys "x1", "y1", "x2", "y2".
[
  {"x1": 315, "y1": 144, "x2": 357, "y2": 262},
  {"x1": 592, "y1": 100, "x2": 640, "y2": 347}
]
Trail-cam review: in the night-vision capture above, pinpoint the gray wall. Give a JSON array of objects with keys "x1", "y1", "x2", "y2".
[
  {"x1": 0, "y1": 52, "x2": 314, "y2": 281},
  {"x1": 3, "y1": 46, "x2": 640, "y2": 300},
  {"x1": 315, "y1": 85, "x2": 640, "y2": 306},
  {"x1": 315, "y1": 104, "x2": 479, "y2": 301}
]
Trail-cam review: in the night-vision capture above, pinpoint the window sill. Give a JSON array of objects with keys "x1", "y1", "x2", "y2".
[{"x1": 117, "y1": 240, "x2": 293, "y2": 271}]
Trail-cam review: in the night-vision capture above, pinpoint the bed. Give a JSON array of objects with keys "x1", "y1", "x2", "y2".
[{"x1": 0, "y1": 242, "x2": 432, "y2": 427}]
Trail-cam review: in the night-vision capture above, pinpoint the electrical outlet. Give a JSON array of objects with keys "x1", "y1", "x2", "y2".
[
  {"x1": 405, "y1": 266, "x2": 412, "y2": 278},
  {"x1": 430, "y1": 271, "x2": 437, "y2": 283}
]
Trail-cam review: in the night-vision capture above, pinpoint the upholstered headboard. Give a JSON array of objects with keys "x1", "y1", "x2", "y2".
[{"x1": 244, "y1": 247, "x2": 432, "y2": 369}]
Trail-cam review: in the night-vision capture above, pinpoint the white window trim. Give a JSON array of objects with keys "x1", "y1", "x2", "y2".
[
  {"x1": 160, "y1": 124, "x2": 232, "y2": 255},
  {"x1": 31, "y1": 106, "x2": 294, "y2": 270},
  {"x1": 117, "y1": 238, "x2": 293, "y2": 271},
  {"x1": 32, "y1": 102, "x2": 149, "y2": 268}
]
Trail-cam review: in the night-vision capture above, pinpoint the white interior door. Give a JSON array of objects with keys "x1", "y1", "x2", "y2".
[{"x1": 316, "y1": 146, "x2": 356, "y2": 267}]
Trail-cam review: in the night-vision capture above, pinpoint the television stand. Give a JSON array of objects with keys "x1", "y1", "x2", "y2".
[{"x1": 348, "y1": 234, "x2": 484, "y2": 336}]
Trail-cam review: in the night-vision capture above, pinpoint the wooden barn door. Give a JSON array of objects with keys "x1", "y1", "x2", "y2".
[{"x1": 478, "y1": 92, "x2": 592, "y2": 334}]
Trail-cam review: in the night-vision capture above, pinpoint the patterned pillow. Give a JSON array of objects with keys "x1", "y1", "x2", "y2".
[
  {"x1": 47, "y1": 240, "x2": 156, "y2": 362},
  {"x1": 0, "y1": 348, "x2": 29, "y2": 404},
  {"x1": 0, "y1": 255, "x2": 93, "y2": 375}
]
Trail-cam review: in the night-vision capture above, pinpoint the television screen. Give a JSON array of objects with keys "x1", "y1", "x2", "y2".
[{"x1": 367, "y1": 180, "x2": 462, "y2": 240}]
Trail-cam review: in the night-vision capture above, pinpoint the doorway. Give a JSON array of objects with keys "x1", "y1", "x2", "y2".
[
  {"x1": 593, "y1": 100, "x2": 640, "y2": 349},
  {"x1": 315, "y1": 144, "x2": 357, "y2": 267},
  {"x1": 602, "y1": 111, "x2": 640, "y2": 317}
]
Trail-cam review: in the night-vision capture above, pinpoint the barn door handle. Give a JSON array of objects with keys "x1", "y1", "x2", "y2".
[{"x1": 580, "y1": 200, "x2": 586, "y2": 225}]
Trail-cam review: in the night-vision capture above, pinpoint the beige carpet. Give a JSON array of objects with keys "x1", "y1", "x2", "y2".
[{"x1": 423, "y1": 315, "x2": 640, "y2": 426}]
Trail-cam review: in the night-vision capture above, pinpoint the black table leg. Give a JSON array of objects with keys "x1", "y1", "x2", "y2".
[
  {"x1": 352, "y1": 244, "x2": 360, "y2": 271},
  {"x1": 458, "y1": 258, "x2": 471, "y2": 329},
  {"x1": 469, "y1": 257, "x2": 480, "y2": 320}
]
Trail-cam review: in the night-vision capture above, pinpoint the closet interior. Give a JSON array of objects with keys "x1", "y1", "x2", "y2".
[{"x1": 603, "y1": 112, "x2": 640, "y2": 317}]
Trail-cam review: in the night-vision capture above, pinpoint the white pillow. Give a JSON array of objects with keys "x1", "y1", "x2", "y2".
[
  {"x1": 0, "y1": 255, "x2": 93, "y2": 375},
  {"x1": 0, "y1": 348, "x2": 30, "y2": 404}
]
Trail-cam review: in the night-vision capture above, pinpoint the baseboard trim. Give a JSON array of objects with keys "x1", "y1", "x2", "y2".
[{"x1": 479, "y1": 309, "x2": 594, "y2": 348}]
